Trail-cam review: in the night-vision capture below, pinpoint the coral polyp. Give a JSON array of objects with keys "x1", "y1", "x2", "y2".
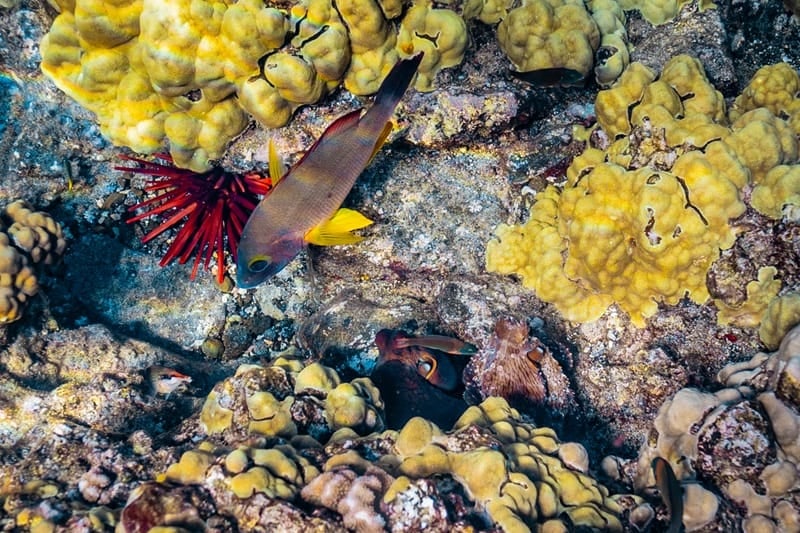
[{"x1": 118, "y1": 155, "x2": 272, "y2": 283}]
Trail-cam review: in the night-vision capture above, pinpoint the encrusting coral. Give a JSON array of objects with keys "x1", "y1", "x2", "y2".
[
  {"x1": 39, "y1": 0, "x2": 469, "y2": 171},
  {"x1": 39, "y1": 0, "x2": 712, "y2": 171},
  {"x1": 123, "y1": 354, "x2": 654, "y2": 531},
  {"x1": 0, "y1": 200, "x2": 66, "y2": 323},
  {"x1": 496, "y1": 0, "x2": 630, "y2": 87},
  {"x1": 603, "y1": 323, "x2": 800, "y2": 531},
  {"x1": 487, "y1": 56, "x2": 800, "y2": 327}
]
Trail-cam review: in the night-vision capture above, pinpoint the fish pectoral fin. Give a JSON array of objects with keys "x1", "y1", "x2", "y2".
[
  {"x1": 305, "y1": 208, "x2": 374, "y2": 246},
  {"x1": 368, "y1": 121, "x2": 394, "y2": 164},
  {"x1": 268, "y1": 138, "x2": 285, "y2": 184}
]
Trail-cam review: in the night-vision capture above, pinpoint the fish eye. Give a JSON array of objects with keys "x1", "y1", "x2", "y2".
[{"x1": 248, "y1": 256, "x2": 270, "y2": 272}]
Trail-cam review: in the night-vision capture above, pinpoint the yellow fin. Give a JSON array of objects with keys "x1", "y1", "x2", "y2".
[
  {"x1": 305, "y1": 208, "x2": 373, "y2": 246},
  {"x1": 368, "y1": 122, "x2": 394, "y2": 164},
  {"x1": 268, "y1": 138, "x2": 284, "y2": 184}
]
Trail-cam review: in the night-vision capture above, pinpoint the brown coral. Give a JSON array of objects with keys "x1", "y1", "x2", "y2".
[
  {"x1": 0, "y1": 200, "x2": 66, "y2": 324},
  {"x1": 4, "y1": 200, "x2": 67, "y2": 266},
  {"x1": 0, "y1": 233, "x2": 38, "y2": 323}
]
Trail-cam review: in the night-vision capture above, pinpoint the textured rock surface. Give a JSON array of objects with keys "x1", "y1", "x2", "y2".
[{"x1": 0, "y1": 0, "x2": 798, "y2": 530}]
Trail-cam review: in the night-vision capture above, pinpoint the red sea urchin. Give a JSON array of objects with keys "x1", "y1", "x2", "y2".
[{"x1": 117, "y1": 154, "x2": 272, "y2": 284}]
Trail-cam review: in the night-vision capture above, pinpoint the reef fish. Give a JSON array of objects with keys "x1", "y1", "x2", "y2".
[
  {"x1": 146, "y1": 365, "x2": 192, "y2": 396},
  {"x1": 236, "y1": 54, "x2": 423, "y2": 288},
  {"x1": 652, "y1": 457, "x2": 684, "y2": 533}
]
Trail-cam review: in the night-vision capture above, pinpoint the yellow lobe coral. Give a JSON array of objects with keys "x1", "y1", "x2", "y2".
[
  {"x1": 388, "y1": 396, "x2": 628, "y2": 531},
  {"x1": 230, "y1": 466, "x2": 292, "y2": 499},
  {"x1": 397, "y1": 0, "x2": 468, "y2": 91},
  {"x1": 595, "y1": 62, "x2": 656, "y2": 137},
  {"x1": 163, "y1": 96, "x2": 250, "y2": 172},
  {"x1": 487, "y1": 55, "x2": 800, "y2": 328},
  {"x1": 220, "y1": 0, "x2": 289, "y2": 83},
  {"x1": 751, "y1": 165, "x2": 800, "y2": 220},
  {"x1": 759, "y1": 293, "x2": 800, "y2": 350},
  {"x1": 715, "y1": 266, "x2": 782, "y2": 328},
  {"x1": 337, "y1": 0, "x2": 399, "y2": 95},
  {"x1": 73, "y1": 0, "x2": 141, "y2": 48},
  {"x1": 246, "y1": 391, "x2": 298, "y2": 438},
  {"x1": 324, "y1": 379, "x2": 384, "y2": 432},
  {"x1": 163, "y1": 449, "x2": 215, "y2": 485},
  {"x1": 497, "y1": 0, "x2": 600, "y2": 78},
  {"x1": 660, "y1": 55, "x2": 725, "y2": 122},
  {"x1": 731, "y1": 62, "x2": 800, "y2": 135},
  {"x1": 199, "y1": 389, "x2": 234, "y2": 434},
  {"x1": 488, "y1": 157, "x2": 742, "y2": 326},
  {"x1": 294, "y1": 362, "x2": 341, "y2": 393},
  {"x1": 41, "y1": 0, "x2": 466, "y2": 171},
  {"x1": 0, "y1": 201, "x2": 66, "y2": 324},
  {"x1": 587, "y1": 0, "x2": 629, "y2": 87},
  {"x1": 725, "y1": 108, "x2": 799, "y2": 184}
]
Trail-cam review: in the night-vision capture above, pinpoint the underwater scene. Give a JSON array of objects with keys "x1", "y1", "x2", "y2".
[{"x1": 1, "y1": 0, "x2": 799, "y2": 530}]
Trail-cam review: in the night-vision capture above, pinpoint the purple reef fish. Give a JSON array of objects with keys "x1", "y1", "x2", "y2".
[{"x1": 236, "y1": 54, "x2": 423, "y2": 288}]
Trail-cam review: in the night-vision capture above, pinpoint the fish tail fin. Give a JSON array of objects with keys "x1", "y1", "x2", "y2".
[{"x1": 359, "y1": 53, "x2": 423, "y2": 136}]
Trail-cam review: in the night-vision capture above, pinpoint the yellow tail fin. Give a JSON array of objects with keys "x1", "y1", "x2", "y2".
[{"x1": 305, "y1": 208, "x2": 374, "y2": 246}]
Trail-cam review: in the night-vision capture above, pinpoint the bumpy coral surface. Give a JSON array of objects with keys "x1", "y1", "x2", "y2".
[
  {"x1": 0, "y1": 200, "x2": 66, "y2": 323},
  {"x1": 604, "y1": 323, "x2": 800, "y2": 531},
  {"x1": 92, "y1": 353, "x2": 649, "y2": 532},
  {"x1": 40, "y1": 0, "x2": 468, "y2": 171},
  {"x1": 496, "y1": 0, "x2": 630, "y2": 86},
  {"x1": 486, "y1": 56, "x2": 800, "y2": 327},
  {"x1": 497, "y1": 0, "x2": 601, "y2": 79},
  {"x1": 146, "y1": 390, "x2": 649, "y2": 532},
  {"x1": 199, "y1": 357, "x2": 384, "y2": 444}
]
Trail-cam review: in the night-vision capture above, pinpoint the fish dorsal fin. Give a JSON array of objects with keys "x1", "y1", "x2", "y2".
[
  {"x1": 268, "y1": 138, "x2": 285, "y2": 184},
  {"x1": 368, "y1": 121, "x2": 394, "y2": 164},
  {"x1": 290, "y1": 109, "x2": 363, "y2": 171},
  {"x1": 305, "y1": 208, "x2": 373, "y2": 246}
]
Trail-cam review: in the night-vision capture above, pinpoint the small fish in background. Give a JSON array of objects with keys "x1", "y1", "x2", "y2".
[
  {"x1": 652, "y1": 457, "x2": 685, "y2": 533},
  {"x1": 236, "y1": 53, "x2": 424, "y2": 288},
  {"x1": 372, "y1": 329, "x2": 474, "y2": 429},
  {"x1": 509, "y1": 67, "x2": 587, "y2": 88},
  {"x1": 146, "y1": 366, "x2": 192, "y2": 397}
]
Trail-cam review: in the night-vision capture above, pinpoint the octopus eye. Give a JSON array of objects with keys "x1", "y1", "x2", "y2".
[
  {"x1": 416, "y1": 355, "x2": 437, "y2": 381},
  {"x1": 248, "y1": 255, "x2": 271, "y2": 272}
]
